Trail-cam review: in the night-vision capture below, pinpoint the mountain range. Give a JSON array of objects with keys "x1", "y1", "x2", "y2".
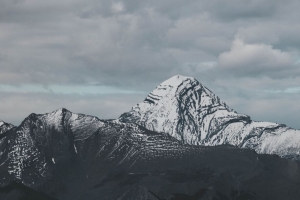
[
  {"x1": 0, "y1": 75, "x2": 300, "y2": 200},
  {"x1": 120, "y1": 75, "x2": 300, "y2": 159}
]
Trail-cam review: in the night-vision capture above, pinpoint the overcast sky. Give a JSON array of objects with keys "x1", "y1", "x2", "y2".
[{"x1": 0, "y1": 0, "x2": 300, "y2": 129}]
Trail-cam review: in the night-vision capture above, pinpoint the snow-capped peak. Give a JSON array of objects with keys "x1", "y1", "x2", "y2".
[
  {"x1": 141, "y1": 74, "x2": 229, "y2": 109},
  {"x1": 144, "y1": 75, "x2": 198, "y2": 105},
  {"x1": 160, "y1": 75, "x2": 195, "y2": 87},
  {"x1": 120, "y1": 75, "x2": 300, "y2": 159},
  {"x1": 51, "y1": 107, "x2": 70, "y2": 115},
  {"x1": 120, "y1": 75, "x2": 235, "y2": 143}
]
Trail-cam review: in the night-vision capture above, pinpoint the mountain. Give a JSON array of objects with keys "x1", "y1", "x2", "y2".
[
  {"x1": 0, "y1": 108, "x2": 106, "y2": 185},
  {"x1": 1, "y1": 108, "x2": 300, "y2": 199},
  {"x1": 0, "y1": 120, "x2": 14, "y2": 135},
  {"x1": 120, "y1": 75, "x2": 300, "y2": 159}
]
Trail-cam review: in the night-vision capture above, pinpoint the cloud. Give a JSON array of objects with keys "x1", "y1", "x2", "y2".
[
  {"x1": 218, "y1": 38, "x2": 299, "y2": 78},
  {"x1": 236, "y1": 23, "x2": 300, "y2": 52},
  {"x1": 1, "y1": 0, "x2": 300, "y2": 87},
  {"x1": 0, "y1": 1, "x2": 178, "y2": 89},
  {"x1": 111, "y1": 2, "x2": 125, "y2": 14},
  {"x1": 165, "y1": 13, "x2": 233, "y2": 55}
]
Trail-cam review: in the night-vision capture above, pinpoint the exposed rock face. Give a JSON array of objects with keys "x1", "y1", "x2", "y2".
[
  {"x1": 0, "y1": 120, "x2": 14, "y2": 135},
  {"x1": 120, "y1": 75, "x2": 300, "y2": 159},
  {"x1": 0, "y1": 108, "x2": 193, "y2": 188},
  {"x1": 0, "y1": 108, "x2": 300, "y2": 199}
]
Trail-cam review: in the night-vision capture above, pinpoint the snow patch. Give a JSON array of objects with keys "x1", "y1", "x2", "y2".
[{"x1": 74, "y1": 144, "x2": 78, "y2": 154}]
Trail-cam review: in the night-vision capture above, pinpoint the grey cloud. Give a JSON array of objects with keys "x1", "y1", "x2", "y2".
[
  {"x1": 0, "y1": 2, "x2": 178, "y2": 88},
  {"x1": 207, "y1": 0, "x2": 278, "y2": 21},
  {"x1": 1, "y1": 0, "x2": 299, "y2": 87},
  {"x1": 166, "y1": 14, "x2": 234, "y2": 55},
  {"x1": 218, "y1": 38, "x2": 299, "y2": 78},
  {"x1": 236, "y1": 23, "x2": 300, "y2": 52}
]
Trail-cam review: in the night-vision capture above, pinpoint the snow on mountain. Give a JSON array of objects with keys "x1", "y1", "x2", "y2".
[
  {"x1": 120, "y1": 75, "x2": 300, "y2": 159},
  {"x1": 0, "y1": 108, "x2": 106, "y2": 184},
  {"x1": 0, "y1": 108, "x2": 189, "y2": 187},
  {"x1": 1, "y1": 109, "x2": 300, "y2": 199},
  {"x1": 0, "y1": 120, "x2": 14, "y2": 135}
]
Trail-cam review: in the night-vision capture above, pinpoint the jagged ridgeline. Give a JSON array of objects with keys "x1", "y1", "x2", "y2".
[
  {"x1": 0, "y1": 75, "x2": 300, "y2": 200},
  {"x1": 120, "y1": 75, "x2": 300, "y2": 160},
  {"x1": 0, "y1": 120, "x2": 15, "y2": 135}
]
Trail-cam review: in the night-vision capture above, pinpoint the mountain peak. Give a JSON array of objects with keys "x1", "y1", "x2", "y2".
[
  {"x1": 142, "y1": 75, "x2": 215, "y2": 107},
  {"x1": 120, "y1": 75, "x2": 300, "y2": 159},
  {"x1": 53, "y1": 107, "x2": 70, "y2": 114},
  {"x1": 160, "y1": 75, "x2": 196, "y2": 87},
  {"x1": 120, "y1": 75, "x2": 234, "y2": 143}
]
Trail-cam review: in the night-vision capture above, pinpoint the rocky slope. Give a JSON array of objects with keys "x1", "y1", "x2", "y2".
[
  {"x1": 0, "y1": 120, "x2": 14, "y2": 135},
  {"x1": 120, "y1": 75, "x2": 300, "y2": 159},
  {"x1": 1, "y1": 109, "x2": 300, "y2": 199}
]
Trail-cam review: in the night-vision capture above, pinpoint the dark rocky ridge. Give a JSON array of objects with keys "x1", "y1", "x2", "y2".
[{"x1": 0, "y1": 108, "x2": 300, "y2": 199}]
